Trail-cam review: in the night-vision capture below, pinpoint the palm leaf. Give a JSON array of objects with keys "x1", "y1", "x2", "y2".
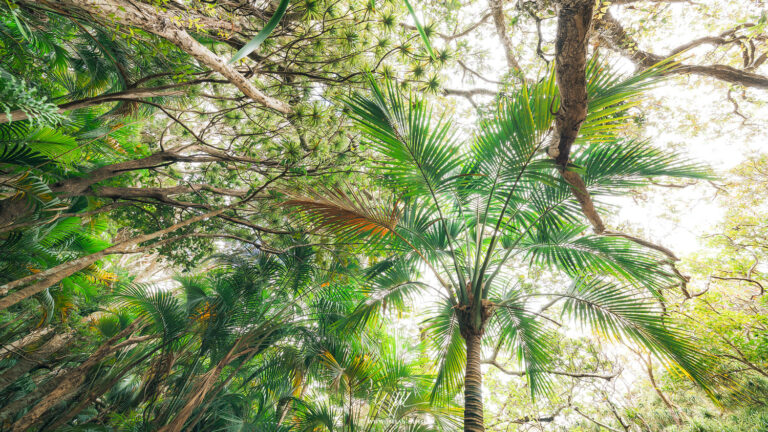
[
  {"x1": 490, "y1": 288, "x2": 555, "y2": 397},
  {"x1": 284, "y1": 186, "x2": 401, "y2": 248},
  {"x1": 228, "y1": 0, "x2": 290, "y2": 64},
  {"x1": 343, "y1": 77, "x2": 462, "y2": 198},
  {"x1": 520, "y1": 224, "x2": 676, "y2": 293},
  {"x1": 403, "y1": 0, "x2": 436, "y2": 61},
  {"x1": 560, "y1": 277, "x2": 718, "y2": 392},
  {"x1": 423, "y1": 299, "x2": 465, "y2": 402},
  {"x1": 575, "y1": 139, "x2": 713, "y2": 193}
]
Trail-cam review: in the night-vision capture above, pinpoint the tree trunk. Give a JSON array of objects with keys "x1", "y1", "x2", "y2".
[
  {"x1": 8, "y1": 320, "x2": 141, "y2": 431},
  {"x1": 488, "y1": 0, "x2": 523, "y2": 77},
  {"x1": 0, "y1": 146, "x2": 204, "y2": 227},
  {"x1": 0, "y1": 366, "x2": 70, "y2": 426},
  {"x1": 0, "y1": 206, "x2": 227, "y2": 310},
  {"x1": 463, "y1": 332, "x2": 485, "y2": 432},
  {"x1": 39, "y1": 345, "x2": 163, "y2": 432},
  {"x1": 0, "y1": 332, "x2": 74, "y2": 389},
  {"x1": 0, "y1": 326, "x2": 53, "y2": 357},
  {"x1": 594, "y1": 10, "x2": 768, "y2": 89},
  {"x1": 157, "y1": 341, "x2": 246, "y2": 432},
  {"x1": 548, "y1": 0, "x2": 594, "y2": 166}
]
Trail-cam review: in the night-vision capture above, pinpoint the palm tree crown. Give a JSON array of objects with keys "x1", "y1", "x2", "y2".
[{"x1": 288, "y1": 60, "x2": 717, "y2": 431}]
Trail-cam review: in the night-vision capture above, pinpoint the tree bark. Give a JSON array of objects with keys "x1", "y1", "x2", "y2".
[
  {"x1": 548, "y1": 0, "x2": 607, "y2": 234},
  {"x1": 0, "y1": 206, "x2": 227, "y2": 310},
  {"x1": 488, "y1": 0, "x2": 523, "y2": 77},
  {"x1": 463, "y1": 332, "x2": 485, "y2": 432},
  {"x1": 39, "y1": 344, "x2": 162, "y2": 432},
  {"x1": 0, "y1": 332, "x2": 74, "y2": 390},
  {"x1": 594, "y1": 10, "x2": 768, "y2": 89},
  {"x1": 0, "y1": 327, "x2": 53, "y2": 357},
  {"x1": 0, "y1": 146, "x2": 201, "y2": 227},
  {"x1": 0, "y1": 85, "x2": 187, "y2": 124},
  {"x1": 0, "y1": 366, "x2": 70, "y2": 426},
  {"x1": 9, "y1": 320, "x2": 142, "y2": 431},
  {"x1": 549, "y1": 0, "x2": 594, "y2": 166},
  {"x1": 36, "y1": 0, "x2": 293, "y2": 113}
]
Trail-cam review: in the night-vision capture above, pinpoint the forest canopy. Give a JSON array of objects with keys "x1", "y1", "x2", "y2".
[{"x1": 0, "y1": 0, "x2": 766, "y2": 431}]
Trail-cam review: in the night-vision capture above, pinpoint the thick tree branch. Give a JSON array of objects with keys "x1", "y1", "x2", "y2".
[
  {"x1": 0, "y1": 170, "x2": 285, "y2": 309},
  {"x1": 36, "y1": 0, "x2": 293, "y2": 113},
  {"x1": 93, "y1": 185, "x2": 249, "y2": 200},
  {"x1": 0, "y1": 84, "x2": 191, "y2": 124},
  {"x1": 0, "y1": 207, "x2": 226, "y2": 309},
  {"x1": 549, "y1": 0, "x2": 594, "y2": 165},
  {"x1": 595, "y1": 10, "x2": 768, "y2": 89},
  {"x1": 488, "y1": 0, "x2": 524, "y2": 77}
]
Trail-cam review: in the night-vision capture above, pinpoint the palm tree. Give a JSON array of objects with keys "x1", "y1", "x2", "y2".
[
  {"x1": 286, "y1": 61, "x2": 718, "y2": 431},
  {"x1": 293, "y1": 333, "x2": 461, "y2": 431}
]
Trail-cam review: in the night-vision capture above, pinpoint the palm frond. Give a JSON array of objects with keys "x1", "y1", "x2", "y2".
[
  {"x1": 423, "y1": 299, "x2": 465, "y2": 402},
  {"x1": 560, "y1": 277, "x2": 718, "y2": 392},
  {"x1": 521, "y1": 223, "x2": 676, "y2": 293},
  {"x1": 490, "y1": 289, "x2": 555, "y2": 397},
  {"x1": 284, "y1": 186, "x2": 402, "y2": 249},
  {"x1": 575, "y1": 139, "x2": 713, "y2": 193},
  {"x1": 343, "y1": 76, "x2": 463, "y2": 198}
]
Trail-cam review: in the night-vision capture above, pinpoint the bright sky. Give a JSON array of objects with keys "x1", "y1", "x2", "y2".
[
  {"x1": 399, "y1": 1, "x2": 768, "y2": 423},
  {"x1": 424, "y1": 0, "x2": 768, "y2": 259}
]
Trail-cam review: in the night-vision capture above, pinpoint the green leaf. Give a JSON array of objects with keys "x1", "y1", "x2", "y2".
[
  {"x1": 403, "y1": 0, "x2": 436, "y2": 61},
  {"x1": 228, "y1": 0, "x2": 290, "y2": 64}
]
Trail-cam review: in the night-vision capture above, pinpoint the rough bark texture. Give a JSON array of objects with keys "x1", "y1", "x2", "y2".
[
  {"x1": 0, "y1": 332, "x2": 74, "y2": 390},
  {"x1": 594, "y1": 10, "x2": 768, "y2": 89},
  {"x1": 549, "y1": 0, "x2": 594, "y2": 166},
  {"x1": 548, "y1": 0, "x2": 607, "y2": 233},
  {"x1": 561, "y1": 170, "x2": 605, "y2": 233},
  {"x1": 463, "y1": 332, "x2": 485, "y2": 432},
  {"x1": 36, "y1": 0, "x2": 293, "y2": 113},
  {"x1": 0, "y1": 326, "x2": 53, "y2": 357},
  {"x1": 40, "y1": 346, "x2": 162, "y2": 432},
  {"x1": 0, "y1": 366, "x2": 70, "y2": 425},
  {"x1": 9, "y1": 321, "x2": 142, "y2": 431}
]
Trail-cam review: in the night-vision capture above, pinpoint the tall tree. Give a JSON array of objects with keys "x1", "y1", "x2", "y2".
[{"x1": 287, "y1": 58, "x2": 720, "y2": 429}]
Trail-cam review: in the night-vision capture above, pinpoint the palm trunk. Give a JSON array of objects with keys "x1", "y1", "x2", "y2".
[
  {"x1": 39, "y1": 346, "x2": 162, "y2": 432},
  {"x1": 464, "y1": 332, "x2": 485, "y2": 432}
]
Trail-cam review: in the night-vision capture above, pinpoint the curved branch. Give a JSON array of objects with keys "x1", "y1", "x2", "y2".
[
  {"x1": 483, "y1": 359, "x2": 618, "y2": 380},
  {"x1": 488, "y1": 0, "x2": 523, "y2": 77},
  {"x1": 36, "y1": 0, "x2": 293, "y2": 113},
  {"x1": 595, "y1": 10, "x2": 768, "y2": 89}
]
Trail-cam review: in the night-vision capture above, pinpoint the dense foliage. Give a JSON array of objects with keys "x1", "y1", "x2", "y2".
[{"x1": 0, "y1": 0, "x2": 766, "y2": 431}]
